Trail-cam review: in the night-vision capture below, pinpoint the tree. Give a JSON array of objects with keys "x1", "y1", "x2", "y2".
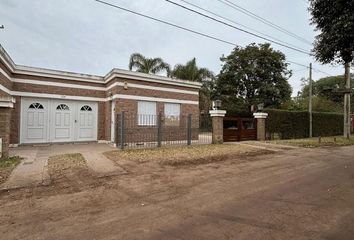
[
  {"x1": 171, "y1": 58, "x2": 213, "y2": 82},
  {"x1": 215, "y1": 43, "x2": 292, "y2": 114},
  {"x1": 309, "y1": 0, "x2": 354, "y2": 137},
  {"x1": 301, "y1": 75, "x2": 354, "y2": 102},
  {"x1": 171, "y1": 58, "x2": 215, "y2": 115},
  {"x1": 298, "y1": 75, "x2": 354, "y2": 112},
  {"x1": 128, "y1": 53, "x2": 170, "y2": 75}
]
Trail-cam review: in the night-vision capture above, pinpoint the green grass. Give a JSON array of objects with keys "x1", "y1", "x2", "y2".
[
  {"x1": 270, "y1": 136, "x2": 354, "y2": 148},
  {"x1": 0, "y1": 156, "x2": 22, "y2": 184},
  {"x1": 0, "y1": 156, "x2": 21, "y2": 169}
]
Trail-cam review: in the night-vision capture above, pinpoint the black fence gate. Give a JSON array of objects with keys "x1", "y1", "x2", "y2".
[{"x1": 116, "y1": 112, "x2": 212, "y2": 149}]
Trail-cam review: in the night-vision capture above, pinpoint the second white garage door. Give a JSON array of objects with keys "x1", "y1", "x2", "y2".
[{"x1": 21, "y1": 98, "x2": 98, "y2": 144}]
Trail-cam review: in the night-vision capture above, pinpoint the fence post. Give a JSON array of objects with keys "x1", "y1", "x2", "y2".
[
  {"x1": 253, "y1": 112, "x2": 268, "y2": 141},
  {"x1": 115, "y1": 113, "x2": 119, "y2": 147},
  {"x1": 209, "y1": 110, "x2": 226, "y2": 144},
  {"x1": 120, "y1": 111, "x2": 125, "y2": 150},
  {"x1": 157, "y1": 113, "x2": 162, "y2": 147},
  {"x1": 187, "y1": 114, "x2": 192, "y2": 145}
]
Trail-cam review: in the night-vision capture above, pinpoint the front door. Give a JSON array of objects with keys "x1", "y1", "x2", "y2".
[
  {"x1": 51, "y1": 101, "x2": 75, "y2": 142},
  {"x1": 77, "y1": 103, "x2": 97, "y2": 141},
  {"x1": 21, "y1": 99, "x2": 49, "y2": 143}
]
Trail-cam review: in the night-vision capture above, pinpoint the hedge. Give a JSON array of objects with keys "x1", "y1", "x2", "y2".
[{"x1": 265, "y1": 109, "x2": 344, "y2": 139}]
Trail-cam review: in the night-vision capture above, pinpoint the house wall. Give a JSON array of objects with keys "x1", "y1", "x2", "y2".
[{"x1": 0, "y1": 46, "x2": 201, "y2": 146}]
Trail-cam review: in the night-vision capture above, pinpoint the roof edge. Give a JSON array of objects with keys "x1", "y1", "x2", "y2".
[{"x1": 0, "y1": 44, "x2": 202, "y2": 89}]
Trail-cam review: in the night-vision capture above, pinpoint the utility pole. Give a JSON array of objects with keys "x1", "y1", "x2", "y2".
[
  {"x1": 309, "y1": 63, "x2": 313, "y2": 138},
  {"x1": 344, "y1": 62, "x2": 351, "y2": 139}
]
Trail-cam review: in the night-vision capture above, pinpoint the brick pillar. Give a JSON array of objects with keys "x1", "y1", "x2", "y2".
[
  {"x1": 209, "y1": 110, "x2": 226, "y2": 144},
  {"x1": 253, "y1": 112, "x2": 268, "y2": 141},
  {"x1": 0, "y1": 107, "x2": 11, "y2": 158}
]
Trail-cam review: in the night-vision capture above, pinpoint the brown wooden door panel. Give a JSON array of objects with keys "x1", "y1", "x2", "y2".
[{"x1": 223, "y1": 117, "x2": 256, "y2": 142}]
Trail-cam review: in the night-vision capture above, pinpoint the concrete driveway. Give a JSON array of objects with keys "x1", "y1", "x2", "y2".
[
  {"x1": 0, "y1": 145, "x2": 354, "y2": 239},
  {"x1": 1, "y1": 143, "x2": 124, "y2": 189}
]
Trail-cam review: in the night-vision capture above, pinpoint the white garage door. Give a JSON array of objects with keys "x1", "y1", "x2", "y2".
[{"x1": 21, "y1": 98, "x2": 98, "y2": 144}]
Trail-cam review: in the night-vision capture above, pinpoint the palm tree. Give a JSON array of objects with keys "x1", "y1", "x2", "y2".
[
  {"x1": 170, "y1": 58, "x2": 213, "y2": 82},
  {"x1": 128, "y1": 53, "x2": 170, "y2": 75},
  {"x1": 171, "y1": 58, "x2": 215, "y2": 118}
]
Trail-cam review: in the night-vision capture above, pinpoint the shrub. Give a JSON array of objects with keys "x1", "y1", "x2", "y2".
[{"x1": 265, "y1": 109, "x2": 343, "y2": 139}]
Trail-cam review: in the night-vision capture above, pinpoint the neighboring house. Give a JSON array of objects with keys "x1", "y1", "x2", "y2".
[{"x1": 0, "y1": 45, "x2": 201, "y2": 157}]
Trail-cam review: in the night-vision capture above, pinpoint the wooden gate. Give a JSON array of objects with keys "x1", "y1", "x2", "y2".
[{"x1": 223, "y1": 117, "x2": 257, "y2": 142}]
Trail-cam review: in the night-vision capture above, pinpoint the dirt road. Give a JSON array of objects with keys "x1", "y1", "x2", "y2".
[{"x1": 1, "y1": 145, "x2": 354, "y2": 239}]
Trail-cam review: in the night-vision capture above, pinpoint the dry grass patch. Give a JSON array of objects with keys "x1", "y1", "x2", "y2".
[
  {"x1": 270, "y1": 136, "x2": 354, "y2": 148},
  {"x1": 0, "y1": 156, "x2": 22, "y2": 184},
  {"x1": 105, "y1": 144, "x2": 269, "y2": 166},
  {"x1": 48, "y1": 153, "x2": 87, "y2": 180}
]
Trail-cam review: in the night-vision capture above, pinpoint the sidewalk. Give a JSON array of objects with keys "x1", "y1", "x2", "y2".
[{"x1": 1, "y1": 143, "x2": 125, "y2": 189}]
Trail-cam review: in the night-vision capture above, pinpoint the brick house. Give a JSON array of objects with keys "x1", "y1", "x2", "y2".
[{"x1": 0, "y1": 45, "x2": 201, "y2": 157}]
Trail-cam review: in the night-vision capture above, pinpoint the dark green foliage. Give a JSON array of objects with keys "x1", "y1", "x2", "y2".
[
  {"x1": 309, "y1": 0, "x2": 354, "y2": 65},
  {"x1": 312, "y1": 112, "x2": 344, "y2": 137},
  {"x1": 301, "y1": 75, "x2": 354, "y2": 103},
  {"x1": 170, "y1": 58, "x2": 215, "y2": 114},
  {"x1": 171, "y1": 58, "x2": 214, "y2": 82},
  {"x1": 265, "y1": 109, "x2": 343, "y2": 139},
  {"x1": 216, "y1": 43, "x2": 292, "y2": 115}
]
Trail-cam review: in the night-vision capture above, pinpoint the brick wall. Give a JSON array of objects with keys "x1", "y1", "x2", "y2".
[
  {"x1": 10, "y1": 97, "x2": 21, "y2": 144},
  {"x1": 0, "y1": 107, "x2": 11, "y2": 158},
  {"x1": 115, "y1": 99, "x2": 200, "y2": 143}
]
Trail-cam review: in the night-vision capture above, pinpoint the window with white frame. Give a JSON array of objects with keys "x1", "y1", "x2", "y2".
[
  {"x1": 164, "y1": 103, "x2": 180, "y2": 126},
  {"x1": 138, "y1": 101, "x2": 156, "y2": 126}
]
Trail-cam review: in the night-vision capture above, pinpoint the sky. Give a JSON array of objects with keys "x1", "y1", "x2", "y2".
[{"x1": 0, "y1": 0, "x2": 345, "y2": 95}]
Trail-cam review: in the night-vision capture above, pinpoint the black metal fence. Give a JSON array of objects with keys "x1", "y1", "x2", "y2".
[{"x1": 116, "y1": 112, "x2": 212, "y2": 149}]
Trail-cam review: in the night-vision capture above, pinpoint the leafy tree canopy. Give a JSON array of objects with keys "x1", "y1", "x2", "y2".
[
  {"x1": 301, "y1": 75, "x2": 354, "y2": 103},
  {"x1": 309, "y1": 0, "x2": 354, "y2": 65},
  {"x1": 171, "y1": 58, "x2": 214, "y2": 82},
  {"x1": 128, "y1": 53, "x2": 170, "y2": 75},
  {"x1": 280, "y1": 97, "x2": 342, "y2": 113},
  {"x1": 171, "y1": 58, "x2": 215, "y2": 114},
  {"x1": 215, "y1": 43, "x2": 292, "y2": 114}
]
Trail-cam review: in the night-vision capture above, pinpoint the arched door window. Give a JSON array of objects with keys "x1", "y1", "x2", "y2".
[
  {"x1": 56, "y1": 104, "x2": 70, "y2": 110},
  {"x1": 29, "y1": 103, "x2": 44, "y2": 109},
  {"x1": 80, "y1": 105, "x2": 92, "y2": 111}
]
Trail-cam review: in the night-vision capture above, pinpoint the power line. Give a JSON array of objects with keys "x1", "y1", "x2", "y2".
[
  {"x1": 292, "y1": 68, "x2": 308, "y2": 72},
  {"x1": 165, "y1": 0, "x2": 311, "y2": 55},
  {"x1": 216, "y1": 0, "x2": 313, "y2": 46},
  {"x1": 94, "y1": 0, "x2": 331, "y2": 76},
  {"x1": 94, "y1": 0, "x2": 239, "y2": 47},
  {"x1": 178, "y1": 0, "x2": 310, "y2": 54}
]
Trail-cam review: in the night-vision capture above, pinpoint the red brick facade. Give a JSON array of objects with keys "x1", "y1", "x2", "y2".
[{"x1": 0, "y1": 45, "x2": 201, "y2": 149}]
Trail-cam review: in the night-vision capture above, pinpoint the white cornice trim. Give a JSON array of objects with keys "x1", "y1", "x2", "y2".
[
  {"x1": 107, "y1": 82, "x2": 198, "y2": 95},
  {"x1": 0, "y1": 83, "x2": 12, "y2": 95},
  {"x1": 0, "y1": 67, "x2": 12, "y2": 80},
  {"x1": 104, "y1": 69, "x2": 202, "y2": 89},
  {"x1": 0, "y1": 96, "x2": 16, "y2": 108},
  {"x1": 12, "y1": 78, "x2": 106, "y2": 91},
  {"x1": 0, "y1": 102, "x2": 14, "y2": 108},
  {"x1": 13, "y1": 67, "x2": 104, "y2": 83},
  {"x1": 0, "y1": 45, "x2": 15, "y2": 71},
  {"x1": 12, "y1": 91, "x2": 106, "y2": 102},
  {"x1": 112, "y1": 94, "x2": 199, "y2": 105}
]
